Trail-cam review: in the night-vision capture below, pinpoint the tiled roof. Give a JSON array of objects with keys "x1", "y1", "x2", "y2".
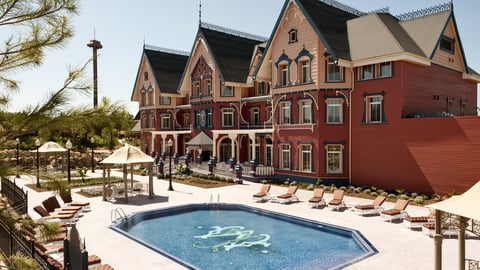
[
  {"x1": 200, "y1": 23, "x2": 265, "y2": 83},
  {"x1": 298, "y1": 0, "x2": 358, "y2": 60},
  {"x1": 144, "y1": 47, "x2": 188, "y2": 94}
]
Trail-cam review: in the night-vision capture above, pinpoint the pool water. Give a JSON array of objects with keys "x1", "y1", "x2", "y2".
[{"x1": 111, "y1": 204, "x2": 377, "y2": 270}]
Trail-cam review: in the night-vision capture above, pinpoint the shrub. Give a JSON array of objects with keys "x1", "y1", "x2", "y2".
[
  {"x1": 410, "y1": 192, "x2": 418, "y2": 198},
  {"x1": 414, "y1": 196, "x2": 424, "y2": 204},
  {"x1": 377, "y1": 189, "x2": 385, "y2": 194},
  {"x1": 380, "y1": 191, "x2": 389, "y2": 197},
  {"x1": 388, "y1": 193, "x2": 397, "y2": 199},
  {"x1": 307, "y1": 184, "x2": 315, "y2": 190},
  {"x1": 363, "y1": 189, "x2": 371, "y2": 194},
  {"x1": 395, "y1": 188, "x2": 405, "y2": 195},
  {"x1": 400, "y1": 194, "x2": 410, "y2": 200},
  {"x1": 340, "y1": 186, "x2": 347, "y2": 191},
  {"x1": 354, "y1": 187, "x2": 362, "y2": 193},
  {"x1": 370, "y1": 191, "x2": 378, "y2": 197}
]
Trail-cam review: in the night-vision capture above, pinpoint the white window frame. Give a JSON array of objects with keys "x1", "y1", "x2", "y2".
[
  {"x1": 299, "y1": 59, "x2": 311, "y2": 84},
  {"x1": 326, "y1": 99, "x2": 343, "y2": 124},
  {"x1": 279, "y1": 63, "x2": 289, "y2": 86},
  {"x1": 161, "y1": 114, "x2": 170, "y2": 129},
  {"x1": 367, "y1": 96, "x2": 382, "y2": 123},
  {"x1": 378, "y1": 62, "x2": 392, "y2": 78},
  {"x1": 184, "y1": 113, "x2": 190, "y2": 128},
  {"x1": 250, "y1": 107, "x2": 260, "y2": 126},
  {"x1": 280, "y1": 144, "x2": 291, "y2": 170},
  {"x1": 160, "y1": 96, "x2": 171, "y2": 105},
  {"x1": 300, "y1": 100, "x2": 312, "y2": 124},
  {"x1": 300, "y1": 144, "x2": 312, "y2": 172},
  {"x1": 360, "y1": 65, "x2": 374, "y2": 80},
  {"x1": 326, "y1": 144, "x2": 343, "y2": 174},
  {"x1": 222, "y1": 109, "x2": 234, "y2": 127},
  {"x1": 205, "y1": 79, "x2": 212, "y2": 95},
  {"x1": 280, "y1": 102, "x2": 291, "y2": 124},
  {"x1": 326, "y1": 58, "x2": 342, "y2": 82}
]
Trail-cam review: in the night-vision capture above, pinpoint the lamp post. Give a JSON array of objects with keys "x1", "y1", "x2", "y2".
[
  {"x1": 90, "y1": 137, "x2": 95, "y2": 173},
  {"x1": 15, "y1": 138, "x2": 20, "y2": 178},
  {"x1": 167, "y1": 139, "x2": 174, "y2": 191},
  {"x1": 66, "y1": 140, "x2": 72, "y2": 183},
  {"x1": 35, "y1": 139, "x2": 41, "y2": 188}
]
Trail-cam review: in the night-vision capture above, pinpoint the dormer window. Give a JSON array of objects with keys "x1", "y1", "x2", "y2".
[
  {"x1": 440, "y1": 36, "x2": 454, "y2": 54},
  {"x1": 144, "y1": 72, "x2": 148, "y2": 81},
  {"x1": 288, "y1": 29, "x2": 298, "y2": 44}
]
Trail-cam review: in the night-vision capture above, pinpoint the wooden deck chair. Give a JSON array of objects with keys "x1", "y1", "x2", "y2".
[
  {"x1": 327, "y1": 189, "x2": 346, "y2": 211},
  {"x1": 275, "y1": 185, "x2": 299, "y2": 204},
  {"x1": 380, "y1": 199, "x2": 409, "y2": 222},
  {"x1": 33, "y1": 205, "x2": 77, "y2": 225},
  {"x1": 354, "y1": 195, "x2": 386, "y2": 216},
  {"x1": 308, "y1": 188, "x2": 326, "y2": 208},
  {"x1": 252, "y1": 184, "x2": 271, "y2": 202},
  {"x1": 404, "y1": 210, "x2": 435, "y2": 230}
]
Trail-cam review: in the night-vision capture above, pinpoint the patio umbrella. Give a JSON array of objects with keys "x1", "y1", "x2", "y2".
[
  {"x1": 100, "y1": 144, "x2": 155, "y2": 201},
  {"x1": 37, "y1": 142, "x2": 67, "y2": 152}
]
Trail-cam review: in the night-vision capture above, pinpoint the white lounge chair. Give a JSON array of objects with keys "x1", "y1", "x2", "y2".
[
  {"x1": 308, "y1": 188, "x2": 326, "y2": 208},
  {"x1": 404, "y1": 210, "x2": 435, "y2": 230},
  {"x1": 272, "y1": 185, "x2": 299, "y2": 204},
  {"x1": 328, "y1": 189, "x2": 346, "y2": 211},
  {"x1": 353, "y1": 195, "x2": 386, "y2": 216},
  {"x1": 252, "y1": 184, "x2": 271, "y2": 202},
  {"x1": 380, "y1": 199, "x2": 409, "y2": 222}
]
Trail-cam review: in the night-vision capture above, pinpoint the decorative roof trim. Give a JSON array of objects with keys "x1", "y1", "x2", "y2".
[
  {"x1": 396, "y1": 2, "x2": 451, "y2": 21},
  {"x1": 200, "y1": 22, "x2": 267, "y2": 42},
  {"x1": 317, "y1": 0, "x2": 366, "y2": 16},
  {"x1": 144, "y1": 44, "x2": 189, "y2": 56}
]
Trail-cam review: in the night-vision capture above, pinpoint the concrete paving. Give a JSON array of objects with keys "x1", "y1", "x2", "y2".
[{"x1": 14, "y1": 171, "x2": 480, "y2": 270}]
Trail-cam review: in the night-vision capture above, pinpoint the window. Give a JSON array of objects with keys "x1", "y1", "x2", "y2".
[
  {"x1": 300, "y1": 144, "x2": 312, "y2": 172},
  {"x1": 183, "y1": 113, "x2": 190, "y2": 128},
  {"x1": 195, "y1": 111, "x2": 201, "y2": 127},
  {"x1": 280, "y1": 144, "x2": 291, "y2": 170},
  {"x1": 141, "y1": 113, "x2": 147, "y2": 128},
  {"x1": 280, "y1": 102, "x2": 291, "y2": 124},
  {"x1": 250, "y1": 107, "x2": 260, "y2": 126},
  {"x1": 205, "y1": 79, "x2": 212, "y2": 95},
  {"x1": 326, "y1": 99, "x2": 342, "y2": 124},
  {"x1": 299, "y1": 59, "x2": 311, "y2": 84},
  {"x1": 193, "y1": 81, "x2": 200, "y2": 96},
  {"x1": 366, "y1": 96, "x2": 382, "y2": 123},
  {"x1": 360, "y1": 65, "x2": 374, "y2": 80},
  {"x1": 160, "y1": 96, "x2": 171, "y2": 105},
  {"x1": 222, "y1": 109, "x2": 234, "y2": 127},
  {"x1": 206, "y1": 110, "x2": 212, "y2": 127},
  {"x1": 161, "y1": 114, "x2": 170, "y2": 129},
  {"x1": 326, "y1": 58, "x2": 342, "y2": 82},
  {"x1": 256, "y1": 81, "x2": 270, "y2": 96},
  {"x1": 278, "y1": 63, "x2": 289, "y2": 86},
  {"x1": 144, "y1": 72, "x2": 148, "y2": 81},
  {"x1": 326, "y1": 144, "x2": 342, "y2": 174},
  {"x1": 222, "y1": 85, "x2": 234, "y2": 97},
  {"x1": 440, "y1": 36, "x2": 454, "y2": 54},
  {"x1": 150, "y1": 113, "x2": 155, "y2": 128},
  {"x1": 288, "y1": 29, "x2": 297, "y2": 43},
  {"x1": 147, "y1": 90, "x2": 153, "y2": 105},
  {"x1": 378, "y1": 62, "x2": 392, "y2": 78},
  {"x1": 299, "y1": 100, "x2": 312, "y2": 124},
  {"x1": 140, "y1": 90, "x2": 146, "y2": 106}
]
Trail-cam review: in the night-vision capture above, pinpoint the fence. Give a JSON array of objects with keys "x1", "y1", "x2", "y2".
[{"x1": 1, "y1": 177, "x2": 28, "y2": 215}]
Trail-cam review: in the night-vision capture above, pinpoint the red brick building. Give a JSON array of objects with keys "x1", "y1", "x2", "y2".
[{"x1": 131, "y1": 0, "x2": 479, "y2": 195}]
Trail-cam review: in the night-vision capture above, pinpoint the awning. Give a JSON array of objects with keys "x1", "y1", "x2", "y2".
[{"x1": 185, "y1": 131, "x2": 213, "y2": 151}]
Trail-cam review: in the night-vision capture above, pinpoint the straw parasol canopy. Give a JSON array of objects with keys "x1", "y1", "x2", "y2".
[
  {"x1": 100, "y1": 144, "x2": 155, "y2": 201},
  {"x1": 32, "y1": 141, "x2": 67, "y2": 153}
]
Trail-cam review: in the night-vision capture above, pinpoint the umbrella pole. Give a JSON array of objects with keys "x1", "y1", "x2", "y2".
[{"x1": 434, "y1": 210, "x2": 443, "y2": 270}]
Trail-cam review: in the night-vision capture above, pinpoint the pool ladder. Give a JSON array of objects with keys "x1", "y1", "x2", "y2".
[
  {"x1": 111, "y1": 207, "x2": 127, "y2": 223},
  {"x1": 209, "y1": 194, "x2": 221, "y2": 204}
]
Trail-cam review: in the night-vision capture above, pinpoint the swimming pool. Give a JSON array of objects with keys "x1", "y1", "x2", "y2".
[{"x1": 111, "y1": 204, "x2": 377, "y2": 269}]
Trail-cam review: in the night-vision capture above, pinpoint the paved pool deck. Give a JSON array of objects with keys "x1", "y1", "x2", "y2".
[{"x1": 15, "y1": 171, "x2": 480, "y2": 270}]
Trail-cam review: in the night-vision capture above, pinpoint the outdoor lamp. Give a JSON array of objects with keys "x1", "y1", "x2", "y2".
[
  {"x1": 91, "y1": 137, "x2": 95, "y2": 173},
  {"x1": 167, "y1": 138, "x2": 174, "y2": 191},
  {"x1": 15, "y1": 138, "x2": 20, "y2": 178},
  {"x1": 66, "y1": 140, "x2": 72, "y2": 183},
  {"x1": 35, "y1": 139, "x2": 41, "y2": 188}
]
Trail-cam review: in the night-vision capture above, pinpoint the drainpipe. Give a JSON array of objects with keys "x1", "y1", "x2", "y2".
[{"x1": 349, "y1": 67, "x2": 355, "y2": 185}]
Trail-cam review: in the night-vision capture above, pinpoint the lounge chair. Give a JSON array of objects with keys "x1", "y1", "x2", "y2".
[
  {"x1": 252, "y1": 184, "x2": 271, "y2": 202},
  {"x1": 308, "y1": 188, "x2": 326, "y2": 208},
  {"x1": 328, "y1": 189, "x2": 346, "y2": 211},
  {"x1": 353, "y1": 195, "x2": 386, "y2": 216},
  {"x1": 404, "y1": 210, "x2": 435, "y2": 230},
  {"x1": 273, "y1": 185, "x2": 299, "y2": 204},
  {"x1": 33, "y1": 205, "x2": 78, "y2": 225},
  {"x1": 380, "y1": 199, "x2": 409, "y2": 222},
  {"x1": 42, "y1": 196, "x2": 83, "y2": 217}
]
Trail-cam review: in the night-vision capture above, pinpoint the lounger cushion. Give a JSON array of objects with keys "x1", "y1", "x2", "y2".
[
  {"x1": 253, "y1": 192, "x2": 267, "y2": 197},
  {"x1": 404, "y1": 216, "x2": 429, "y2": 223},
  {"x1": 309, "y1": 197, "x2": 323, "y2": 203},
  {"x1": 381, "y1": 209, "x2": 401, "y2": 216},
  {"x1": 355, "y1": 204, "x2": 375, "y2": 210},
  {"x1": 329, "y1": 199, "x2": 342, "y2": 205},
  {"x1": 277, "y1": 194, "x2": 292, "y2": 199}
]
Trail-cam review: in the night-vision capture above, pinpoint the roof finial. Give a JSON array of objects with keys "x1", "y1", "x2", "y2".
[{"x1": 199, "y1": 0, "x2": 202, "y2": 25}]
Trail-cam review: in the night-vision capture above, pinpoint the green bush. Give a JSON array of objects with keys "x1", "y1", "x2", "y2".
[
  {"x1": 388, "y1": 193, "x2": 397, "y2": 199},
  {"x1": 400, "y1": 194, "x2": 410, "y2": 200},
  {"x1": 380, "y1": 191, "x2": 389, "y2": 197},
  {"x1": 414, "y1": 196, "x2": 424, "y2": 204},
  {"x1": 370, "y1": 191, "x2": 378, "y2": 197},
  {"x1": 363, "y1": 189, "x2": 371, "y2": 194}
]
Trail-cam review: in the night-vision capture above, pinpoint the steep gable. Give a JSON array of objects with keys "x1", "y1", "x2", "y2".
[
  {"x1": 144, "y1": 47, "x2": 189, "y2": 94},
  {"x1": 199, "y1": 23, "x2": 266, "y2": 83}
]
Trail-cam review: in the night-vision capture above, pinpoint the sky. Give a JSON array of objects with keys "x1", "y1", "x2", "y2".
[{"x1": 8, "y1": 0, "x2": 480, "y2": 115}]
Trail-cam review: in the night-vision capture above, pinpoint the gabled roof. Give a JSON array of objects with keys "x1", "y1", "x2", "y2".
[
  {"x1": 199, "y1": 23, "x2": 266, "y2": 83},
  {"x1": 347, "y1": 13, "x2": 426, "y2": 61},
  {"x1": 296, "y1": 0, "x2": 358, "y2": 60},
  {"x1": 400, "y1": 10, "x2": 451, "y2": 59},
  {"x1": 143, "y1": 46, "x2": 189, "y2": 94}
]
